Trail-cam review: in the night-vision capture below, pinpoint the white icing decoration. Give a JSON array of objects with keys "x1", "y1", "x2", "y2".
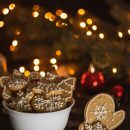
[
  {"x1": 93, "y1": 105, "x2": 107, "y2": 120},
  {"x1": 33, "y1": 95, "x2": 65, "y2": 112},
  {"x1": 9, "y1": 91, "x2": 32, "y2": 111},
  {"x1": 93, "y1": 122, "x2": 107, "y2": 130},
  {"x1": 84, "y1": 123, "x2": 93, "y2": 130},
  {"x1": 46, "y1": 72, "x2": 58, "y2": 81},
  {"x1": 84, "y1": 122, "x2": 107, "y2": 130}
]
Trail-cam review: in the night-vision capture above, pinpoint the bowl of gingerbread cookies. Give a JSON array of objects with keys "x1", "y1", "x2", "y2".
[{"x1": 0, "y1": 70, "x2": 76, "y2": 130}]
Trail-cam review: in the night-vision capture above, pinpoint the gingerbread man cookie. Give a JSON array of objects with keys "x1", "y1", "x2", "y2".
[{"x1": 79, "y1": 93, "x2": 125, "y2": 130}]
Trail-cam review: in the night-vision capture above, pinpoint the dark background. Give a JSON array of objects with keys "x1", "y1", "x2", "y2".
[{"x1": 0, "y1": 0, "x2": 130, "y2": 130}]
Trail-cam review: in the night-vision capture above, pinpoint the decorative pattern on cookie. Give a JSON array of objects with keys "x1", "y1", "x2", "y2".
[
  {"x1": 85, "y1": 121, "x2": 108, "y2": 130},
  {"x1": 1, "y1": 70, "x2": 76, "y2": 113},
  {"x1": 31, "y1": 95, "x2": 66, "y2": 112},
  {"x1": 57, "y1": 78, "x2": 76, "y2": 101},
  {"x1": 8, "y1": 91, "x2": 34, "y2": 112},
  {"x1": 7, "y1": 70, "x2": 27, "y2": 91},
  {"x1": 79, "y1": 93, "x2": 125, "y2": 130},
  {"x1": 45, "y1": 72, "x2": 59, "y2": 81},
  {"x1": 32, "y1": 77, "x2": 76, "y2": 102},
  {"x1": 0, "y1": 76, "x2": 11, "y2": 88}
]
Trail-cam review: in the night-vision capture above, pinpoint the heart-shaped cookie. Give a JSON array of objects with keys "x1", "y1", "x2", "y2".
[{"x1": 79, "y1": 93, "x2": 125, "y2": 130}]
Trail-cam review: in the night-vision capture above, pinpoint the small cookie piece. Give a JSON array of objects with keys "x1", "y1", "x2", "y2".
[
  {"x1": 57, "y1": 77, "x2": 76, "y2": 101},
  {"x1": 45, "y1": 72, "x2": 59, "y2": 81},
  {"x1": 8, "y1": 91, "x2": 34, "y2": 112},
  {"x1": 2, "y1": 87, "x2": 12, "y2": 100},
  {"x1": 0, "y1": 76, "x2": 11, "y2": 88},
  {"x1": 32, "y1": 95, "x2": 66, "y2": 112},
  {"x1": 79, "y1": 93, "x2": 125, "y2": 130},
  {"x1": 13, "y1": 69, "x2": 23, "y2": 78},
  {"x1": 6, "y1": 70, "x2": 27, "y2": 91},
  {"x1": 29, "y1": 72, "x2": 42, "y2": 82}
]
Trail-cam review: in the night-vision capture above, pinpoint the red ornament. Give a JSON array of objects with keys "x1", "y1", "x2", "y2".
[
  {"x1": 81, "y1": 71, "x2": 105, "y2": 91},
  {"x1": 111, "y1": 85, "x2": 124, "y2": 98}
]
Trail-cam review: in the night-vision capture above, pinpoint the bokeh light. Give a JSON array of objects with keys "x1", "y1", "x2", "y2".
[
  {"x1": 34, "y1": 65, "x2": 40, "y2": 71},
  {"x1": 77, "y1": 8, "x2": 85, "y2": 15},
  {"x1": 19, "y1": 66, "x2": 25, "y2": 73},
  {"x1": 40, "y1": 71, "x2": 46, "y2": 77},
  {"x1": 2, "y1": 8, "x2": 9, "y2": 15},
  {"x1": 33, "y1": 4, "x2": 40, "y2": 11},
  {"x1": 32, "y1": 11, "x2": 39, "y2": 18},
  {"x1": 68, "y1": 68, "x2": 75, "y2": 75},
  {"x1": 56, "y1": 10, "x2": 63, "y2": 16},
  {"x1": 99, "y1": 33, "x2": 104, "y2": 39},
  {"x1": 86, "y1": 18, "x2": 93, "y2": 25},
  {"x1": 112, "y1": 68, "x2": 117, "y2": 74},
  {"x1": 80, "y1": 22, "x2": 86, "y2": 28},
  {"x1": 86, "y1": 31, "x2": 92, "y2": 36},
  {"x1": 60, "y1": 13, "x2": 67, "y2": 19},
  {"x1": 50, "y1": 58, "x2": 57, "y2": 64},
  {"x1": 0, "y1": 21, "x2": 4, "y2": 28},
  {"x1": 10, "y1": 45, "x2": 15, "y2": 52},
  {"x1": 92, "y1": 25, "x2": 97, "y2": 31},
  {"x1": 9, "y1": 3, "x2": 15, "y2": 10},
  {"x1": 49, "y1": 15, "x2": 56, "y2": 21},
  {"x1": 52, "y1": 64, "x2": 58, "y2": 70},
  {"x1": 33, "y1": 59, "x2": 40, "y2": 65},
  {"x1": 45, "y1": 12, "x2": 52, "y2": 19},
  {"x1": 56, "y1": 50, "x2": 62, "y2": 56},
  {"x1": 12, "y1": 40, "x2": 18, "y2": 47},
  {"x1": 24, "y1": 70, "x2": 30, "y2": 77},
  {"x1": 118, "y1": 31, "x2": 123, "y2": 38}
]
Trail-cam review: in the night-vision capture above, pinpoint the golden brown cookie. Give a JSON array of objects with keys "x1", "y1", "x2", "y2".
[
  {"x1": 79, "y1": 93, "x2": 125, "y2": 130},
  {"x1": 7, "y1": 70, "x2": 27, "y2": 91},
  {"x1": 0, "y1": 76, "x2": 11, "y2": 88},
  {"x1": 31, "y1": 95, "x2": 66, "y2": 112},
  {"x1": 2, "y1": 87, "x2": 12, "y2": 100},
  {"x1": 8, "y1": 91, "x2": 34, "y2": 112},
  {"x1": 1, "y1": 70, "x2": 76, "y2": 113},
  {"x1": 29, "y1": 72, "x2": 42, "y2": 82}
]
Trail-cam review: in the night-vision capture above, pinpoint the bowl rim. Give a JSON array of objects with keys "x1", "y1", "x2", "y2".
[{"x1": 2, "y1": 99, "x2": 75, "y2": 115}]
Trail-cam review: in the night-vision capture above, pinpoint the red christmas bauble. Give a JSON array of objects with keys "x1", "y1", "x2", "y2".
[
  {"x1": 81, "y1": 71, "x2": 105, "y2": 91},
  {"x1": 111, "y1": 85, "x2": 124, "y2": 98}
]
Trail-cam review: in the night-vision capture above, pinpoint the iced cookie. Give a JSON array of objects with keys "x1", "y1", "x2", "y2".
[
  {"x1": 79, "y1": 93, "x2": 125, "y2": 130},
  {"x1": 1, "y1": 70, "x2": 27, "y2": 91},
  {"x1": 31, "y1": 95, "x2": 66, "y2": 112},
  {"x1": 8, "y1": 91, "x2": 34, "y2": 112},
  {"x1": 1, "y1": 70, "x2": 76, "y2": 113}
]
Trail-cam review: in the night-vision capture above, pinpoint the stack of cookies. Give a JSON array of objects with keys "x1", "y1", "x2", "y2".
[{"x1": 0, "y1": 70, "x2": 76, "y2": 112}]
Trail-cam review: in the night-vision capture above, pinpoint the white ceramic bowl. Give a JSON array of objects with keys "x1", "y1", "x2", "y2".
[{"x1": 3, "y1": 99, "x2": 75, "y2": 130}]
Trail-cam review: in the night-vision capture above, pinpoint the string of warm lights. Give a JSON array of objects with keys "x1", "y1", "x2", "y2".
[{"x1": 0, "y1": 3, "x2": 130, "y2": 76}]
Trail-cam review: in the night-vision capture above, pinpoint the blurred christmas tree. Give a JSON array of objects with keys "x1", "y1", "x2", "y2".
[{"x1": 0, "y1": 0, "x2": 130, "y2": 84}]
